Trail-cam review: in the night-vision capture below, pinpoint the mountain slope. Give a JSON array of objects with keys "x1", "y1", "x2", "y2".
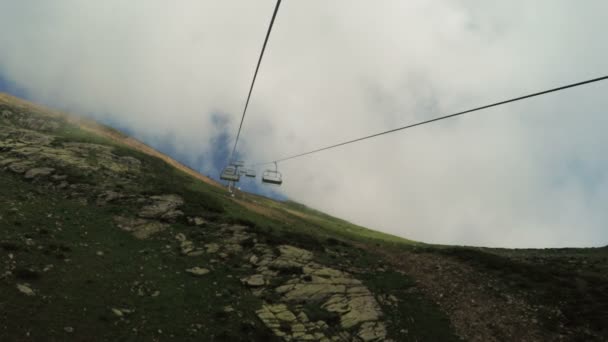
[{"x1": 1, "y1": 94, "x2": 606, "y2": 341}]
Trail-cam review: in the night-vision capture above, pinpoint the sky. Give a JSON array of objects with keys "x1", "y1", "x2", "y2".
[{"x1": 1, "y1": 0, "x2": 607, "y2": 248}]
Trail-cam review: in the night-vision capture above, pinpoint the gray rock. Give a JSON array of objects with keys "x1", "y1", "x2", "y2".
[
  {"x1": 357, "y1": 321, "x2": 388, "y2": 341},
  {"x1": 248, "y1": 244, "x2": 387, "y2": 342},
  {"x1": 161, "y1": 209, "x2": 184, "y2": 221},
  {"x1": 16, "y1": 283, "x2": 35, "y2": 296},
  {"x1": 24, "y1": 167, "x2": 55, "y2": 179},
  {"x1": 185, "y1": 267, "x2": 210, "y2": 276},
  {"x1": 187, "y1": 250, "x2": 204, "y2": 257},
  {"x1": 114, "y1": 216, "x2": 168, "y2": 239},
  {"x1": 188, "y1": 216, "x2": 207, "y2": 226},
  {"x1": 139, "y1": 194, "x2": 184, "y2": 219},
  {"x1": 8, "y1": 161, "x2": 32, "y2": 174},
  {"x1": 175, "y1": 233, "x2": 187, "y2": 242},
  {"x1": 242, "y1": 274, "x2": 265, "y2": 287},
  {"x1": 205, "y1": 243, "x2": 220, "y2": 254},
  {"x1": 97, "y1": 190, "x2": 123, "y2": 205},
  {"x1": 132, "y1": 222, "x2": 168, "y2": 239}
]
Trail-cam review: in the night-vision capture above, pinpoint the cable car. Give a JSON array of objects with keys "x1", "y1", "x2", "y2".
[
  {"x1": 245, "y1": 169, "x2": 256, "y2": 178},
  {"x1": 262, "y1": 162, "x2": 282, "y2": 185},
  {"x1": 220, "y1": 165, "x2": 240, "y2": 182}
]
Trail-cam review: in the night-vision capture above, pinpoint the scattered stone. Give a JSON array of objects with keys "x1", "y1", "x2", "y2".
[
  {"x1": 205, "y1": 243, "x2": 220, "y2": 254},
  {"x1": 242, "y1": 274, "x2": 265, "y2": 287},
  {"x1": 8, "y1": 161, "x2": 33, "y2": 174},
  {"x1": 190, "y1": 217, "x2": 207, "y2": 226},
  {"x1": 162, "y1": 210, "x2": 184, "y2": 221},
  {"x1": 132, "y1": 222, "x2": 168, "y2": 239},
  {"x1": 96, "y1": 190, "x2": 123, "y2": 205},
  {"x1": 151, "y1": 291, "x2": 160, "y2": 297},
  {"x1": 185, "y1": 267, "x2": 210, "y2": 276},
  {"x1": 51, "y1": 174, "x2": 67, "y2": 181},
  {"x1": 17, "y1": 283, "x2": 35, "y2": 296},
  {"x1": 64, "y1": 327, "x2": 74, "y2": 333},
  {"x1": 180, "y1": 240, "x2": 195, "y2": 255},
  {"x1": 114, "y1": 216, "x2": 168, "y2": 239},
  {"x1": 223, "y1": 305, "x2": 235, "y2": 313},
  {"x1": 24, "y1": 167, "x2": 54, "y2": 179},
  {"x1": 138, "y1": 194, "x2": 184, "y2": 220},
  {"x1": 175, "y1": 233, "x2": 186, "y2": 242},
  {"x1": 96, "y1": 251, "x2": 104, "y2": 256},
  {"x1": 111, "y1": 308, "x2": 124, "y2": 317},
  {"x1": 187, "y1": 250, "x2": 204, "y2": 257}
]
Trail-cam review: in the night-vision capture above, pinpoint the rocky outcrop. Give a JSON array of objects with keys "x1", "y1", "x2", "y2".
[
  {"x1": 243, "y1": 243, "x2": 388, "y2": 341},
  {"x1": 138, "y1": 194, "x2": 184, "y2": 221},
  {"x1": 113, "y1": 216, "x2": 168, "y2": 239}
]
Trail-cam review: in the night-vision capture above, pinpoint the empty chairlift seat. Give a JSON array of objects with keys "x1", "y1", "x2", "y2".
[
  {"x1": 245, "y1": 168, "x2": 256, "y2": 178},
  {"x1": 262, "y1": 162, "x2": 282, "y2": 185},
  {"x1": 220, "y1": 165, "x2": 240, "y2": 182}
]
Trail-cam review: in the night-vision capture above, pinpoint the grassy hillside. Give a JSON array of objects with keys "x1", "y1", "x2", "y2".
[{"x1": 1, "y1": 93, "x2": 607, "y2": 341}]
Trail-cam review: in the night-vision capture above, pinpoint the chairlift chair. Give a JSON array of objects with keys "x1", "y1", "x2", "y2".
[
  {"x1": 232, "y1": 160, "x2": 245, "y2": 167},
  {"x1": 220, "y1": 165, "x2": 240, "y2": 182},
  {"x1": 245, "y1": 168, "x2": 256, "y2": 178},
  {"x1": 262, "y1": 162, "x2": 282, "y2": 185}
]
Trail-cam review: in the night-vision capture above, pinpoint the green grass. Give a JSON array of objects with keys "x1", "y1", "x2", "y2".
[{"x1": 0, "y1": 170, "x2": 280, "y2": 341}]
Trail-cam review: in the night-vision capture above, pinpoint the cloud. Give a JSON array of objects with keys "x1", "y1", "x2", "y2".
[{"x1": 1, "y1": 0, "x2": 608, "y2": 247}]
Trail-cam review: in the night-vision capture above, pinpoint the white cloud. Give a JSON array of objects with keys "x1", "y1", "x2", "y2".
[{"x1": 1, "y1": 0, "x2": 607, "y2": 247}]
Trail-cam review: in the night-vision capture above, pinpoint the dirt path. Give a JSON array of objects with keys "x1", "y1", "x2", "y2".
[{"x1": 365, "y1": 246, "x2": 563, "y2": 341}]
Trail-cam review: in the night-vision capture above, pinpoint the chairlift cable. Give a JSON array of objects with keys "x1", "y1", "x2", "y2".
[
  {"x1": 253, "y1": 75, "x2": 608, "y2": 166},
  {"x1": 228, "y1": 0, "x2": 282, "y2": 163}
]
